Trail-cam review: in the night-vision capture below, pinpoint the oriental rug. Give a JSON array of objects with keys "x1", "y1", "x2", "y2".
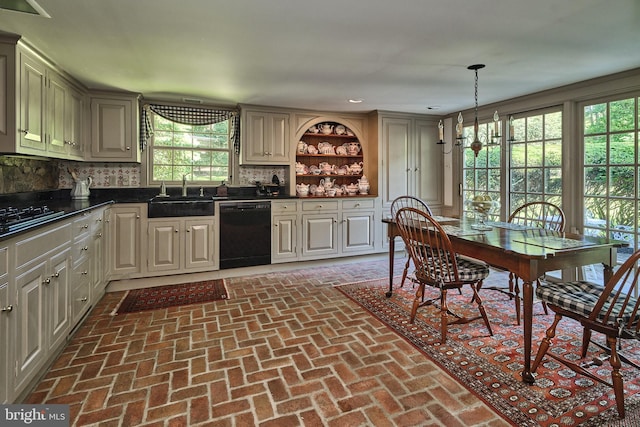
[
  {"x1": 116, "y1": 279, "x2": 228, "y2": 314},
  {"x1": 335, "y1": 276, "x2": 640, "y2": 427}
]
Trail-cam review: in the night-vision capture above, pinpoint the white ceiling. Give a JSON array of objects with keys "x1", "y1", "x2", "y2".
[{"x1": 1, "y1": 0, "x2": 639, "y2": 115}]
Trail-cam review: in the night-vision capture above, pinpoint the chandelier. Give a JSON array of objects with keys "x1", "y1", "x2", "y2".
[{"x1": 437, "y1": 64, "x2": 507, "y2": 157}]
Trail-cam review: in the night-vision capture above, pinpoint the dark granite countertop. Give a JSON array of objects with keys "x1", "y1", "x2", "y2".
[{"x1": 0, "y1": 186, "x2": 297, "y2": 240}]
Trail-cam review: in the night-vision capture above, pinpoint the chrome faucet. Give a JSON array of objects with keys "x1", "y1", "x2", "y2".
[{"x1": 182, "y1": 175, "x2": 188, "y2": 196}]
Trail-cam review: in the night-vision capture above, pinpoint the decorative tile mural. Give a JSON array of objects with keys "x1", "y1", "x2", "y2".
[
  {"x1": 0, "y1": 156, "x2": 60, "y2": 193},
  {"x1": 0, "y1": 157, "x2": 288, "y2": 194},
  {"x1": 60, "y1": 161, "x2": 141, "y2": 188}
]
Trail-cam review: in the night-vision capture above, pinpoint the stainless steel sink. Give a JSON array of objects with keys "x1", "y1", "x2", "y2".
[{"x1": 148, "y1": 196, "x2": 218, "y2": 217}]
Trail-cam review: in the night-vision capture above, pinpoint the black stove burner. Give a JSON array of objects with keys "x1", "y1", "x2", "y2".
[{"x1": 0, "y1": 206, "x2": 65, "y2": 233}]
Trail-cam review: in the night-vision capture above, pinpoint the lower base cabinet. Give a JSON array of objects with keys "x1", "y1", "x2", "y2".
[
  {"x1": 147, "y1": 217, "x2": 216, "y2": 274},
  {"x1": 272, "y1": 198, "x2": 377, "y2": 263}
]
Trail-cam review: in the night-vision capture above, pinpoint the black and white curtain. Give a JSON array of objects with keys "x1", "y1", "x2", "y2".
[{"x1": 140, "y1": 103, "x2": 240, "y2": 154}]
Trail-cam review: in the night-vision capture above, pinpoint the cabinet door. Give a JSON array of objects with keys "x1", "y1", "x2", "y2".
[
  {"x1": 46, "y1": 248, "x2": 70, "y2": 352},
  {"x1": 341, "y1": 211, "x2": 375, "y2": 253},
  {"x1": 110, "y1": 206, "x2": 142, "y2": 276},
  {"x1": 184, "y1": 219, "x2": 214, "y2": 270},
  {"x1": 90, "y1": 96, "x2": 140, "y2": 162},
  {"x1": 91, "y1": 213, "x2": 105, "y2": 299},
  {"x1": 47, "y1": 74, "x2": 67, "y2": 156},
  {"x1": 272, "y1": 214, "x2": 297, "y2": 262},
  {"x1": 18, "y1": 51, "x2": 46, "y2": 153},
  {"x1": 14, "y1": 260, "x2": 47, "y2": 395},
  {"x1": 242, "y1": 111, "x2": 290, "y2": 164},
  {"x1": 147, "y1": 219, "x2": 180, "y2": 272},
  {"x1": 301, "y1": 214, "x2": 338, "y2": 258},
  {"x1": 414, "y1": 119, "x2": 443, "y2": 207},
  {"x1": 66, "y1": 86, "x2": 84, "y2": 159},
  {"x1": 381, "y1": 117, "x2": 411, "y2": 209},
  {"x1": 0, "y1": 247, "x2": 9, "y2": 404}
]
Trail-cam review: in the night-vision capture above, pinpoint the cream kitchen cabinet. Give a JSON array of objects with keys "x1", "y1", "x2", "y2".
[
  {"x1": 108, "y1": 204, "x2": 144, "y2": 279},
  {"x1": 240, "y1": 108, "x2": 290, "y2": 164},
  {"x1": 373, "y1": 113, "x2": 442, "y2": 214},
  {"x1": 12, "y1": 222, "x2": 72, "y2": 400},
  {"x1": 0, "y1": 246, "x2": 9, "y2": 404},
  {"x1": 88, "y1": 93, "x2": 141, "y2": 162},
  {"x1": 340, "y1": 199, "x2": 375, "y2": 254},
  {"x1": 271, "y1": 201, "x2": 298, "y2": 263},
  {"x1": 300, "y1": 200, "x2": 339, "y2": 259},
  {"x1": 17, "y1": 48, "x2": 46, "y2": 154},
  {"x1": 147, "y1": 217, "x2": 216, "y2": 275}
]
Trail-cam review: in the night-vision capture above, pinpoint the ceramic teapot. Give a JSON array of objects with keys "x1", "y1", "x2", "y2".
[
  {"x1": 318, "y1": 123, "x2": 334, "y2": 135},
  {"x1": 319, "y1": 162, "x2": 335, "y2": 175},
  {"x1": 297, "y1": 141, "x2": 308, "y2": 154},
  {"x1": 318, "y1": 141, "x2": 334, "y2": 154},
  {"x1": 345, "y1": 183, "x2": 359, "y2": 196},
  {"x1": 335, "y1": 145, "x2": 348, "y2": 155},
  {"x1": 336, "y1": 165, "x2": 348, "y2": 175},
  {"x1": 320, "y1": 178, "x2": 335, "y2": 189},
  {"x1": 357, "y1": 175, "x2": 369, "y2": 185},
  {"x1": 306, "y1": 144, "x2": 318, "y2": 154},
  {"x1": 296, "y1": 183, "x2": 310, "y2": 197},
  {"x1": 71, "y1": 176, "x2": 92, "y2": 200},
  {"x1": 308, "y1": 125, "x2": 319, "y2": 134},
  {"x1": 349, "y1": 161, "x2": 364, "y2": 175},
  {"x1": 295, "y1": 162, "x2": 308, "y2": 175},
  {"x1": 346, "y1": 141, "x2": 361, "y2": 155}
]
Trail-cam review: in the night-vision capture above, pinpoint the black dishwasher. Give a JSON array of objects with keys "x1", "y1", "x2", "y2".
[{"x1": 219, "y1": 201, "x2": 271, "y2": 269}]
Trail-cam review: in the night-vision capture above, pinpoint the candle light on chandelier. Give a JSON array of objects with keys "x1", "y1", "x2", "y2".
[{"x1": 440, "y1": 64, "x2": 503, "y2": 157}]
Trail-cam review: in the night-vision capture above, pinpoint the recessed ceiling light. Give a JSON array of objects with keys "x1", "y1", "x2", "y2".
[
  {"x1": 348, "y1": 99, "x2": 363, "y2": 104},
  {"x1": 426, "y1": 106, "x2": 441, "y2": 110}
]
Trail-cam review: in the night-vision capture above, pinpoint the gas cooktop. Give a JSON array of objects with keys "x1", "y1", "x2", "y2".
[{"x1": 0, "y1": 206, "x2": 65, "y2": 233}]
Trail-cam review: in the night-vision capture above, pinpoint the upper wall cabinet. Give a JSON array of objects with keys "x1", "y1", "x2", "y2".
[
  {"x1": 240, "y1": 107, "x2": 290, "y2": 165},
  {"x1": 0, "y1": 36, "x2": 85, "y2": 160},
  {"x1": 86, "y1": 93, "x2": 141, "y2": 163},
  {"x1": 370, "y1": 111, "x2": 442, "y2": 212}
]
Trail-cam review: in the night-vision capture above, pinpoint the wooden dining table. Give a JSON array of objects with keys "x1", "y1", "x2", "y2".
[{"x1": 383, "y1": 217, "x2": 626, "y2": 384}]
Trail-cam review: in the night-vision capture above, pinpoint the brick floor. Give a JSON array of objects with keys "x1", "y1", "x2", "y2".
[{"x1": 25, "y1": 256, "x2": 510, "y2": 426}]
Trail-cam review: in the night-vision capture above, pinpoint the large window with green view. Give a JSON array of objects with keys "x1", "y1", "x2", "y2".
[
  {"x1": 583, "y1": 95, "x2": 639, "y2": 265},
  {"x1": 461, "y1": 121, "x2": 502, "y2": 220},
  {"x1": 508, "y1": 109, "x2": 563, "y2": 213},
  {"x1": 150, "y1": 114, "x2": 231, "y2": 183}
]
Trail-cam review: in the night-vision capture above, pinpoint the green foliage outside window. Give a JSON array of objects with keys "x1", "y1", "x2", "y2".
[{"x1": 150, "y1": 115, "x2": 230, "y2": 183}]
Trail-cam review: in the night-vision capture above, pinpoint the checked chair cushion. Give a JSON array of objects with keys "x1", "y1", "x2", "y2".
[
  {"x1": 536, "y1": 280, "x2": 640, "y2": 325},
  {"x1": 456, "y1": 256, "x2": 490, "y2": 282}
]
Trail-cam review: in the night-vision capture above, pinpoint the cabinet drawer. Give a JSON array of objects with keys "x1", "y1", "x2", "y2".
[
  {"x1": 71, "y1": 258, "x2": 91, "y2": 324},
  {"x1": 301, "y1": 201, "x2": 339, "y2": 212},
  {"x1": 15, "y1": 222, "x2": 71, "y2": 267},
  {"x1": 342, "y1": 199, "x2": 375, "y2": 210},
  {"x1": 72, "y1": 235, "x2": 91, "y2": 267},
  {"x1": 271, "y1": 201, "x2": 298, "y2": 213},
  {"x1": 72, "y1": 212, "x2": 93, "y2": 240}
]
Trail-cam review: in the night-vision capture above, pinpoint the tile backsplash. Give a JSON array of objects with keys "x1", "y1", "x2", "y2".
[{"x1": 0, "y1": 156, "x2": 288, "y2": 195}]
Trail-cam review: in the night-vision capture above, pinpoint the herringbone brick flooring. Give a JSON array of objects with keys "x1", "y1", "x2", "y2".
[{"x1": 25, "y1": 257, "x2": 510, "y2": 426}]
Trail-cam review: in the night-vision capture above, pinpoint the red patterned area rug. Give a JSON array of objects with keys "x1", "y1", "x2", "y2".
[
  {"x1": 116, "y1": 279, "x2": 228, "y2": 314},
  {"x1": 335, "y1": 277, "x2": 640, "y2": 427}
]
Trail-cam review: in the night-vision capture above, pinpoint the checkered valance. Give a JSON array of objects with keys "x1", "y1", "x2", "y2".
[{"x1": 140, "y1": 103, "x2": 240, "y2": 153}]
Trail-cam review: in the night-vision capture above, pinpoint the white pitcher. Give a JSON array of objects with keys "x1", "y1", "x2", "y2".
[{"x1": 71, "y1": 176, "x2": 92, "y2": 200}]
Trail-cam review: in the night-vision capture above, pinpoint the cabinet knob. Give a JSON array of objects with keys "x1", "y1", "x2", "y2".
[
  {"x1": 82, "y1": 246, "x2": 89, "y2": 251},
  {"x1": 43, "y1": 278, "x2": 51, "y2": 285},
  {"x1": 175, "y1": 229, "x2": 179, "y2": 233},
  {"x1": 96, "y1": 232, "x2": 103, "y2": 238},
  {"x1": 83, "y1": 224, "x2": 89, "y2": 229},
  {"x1": 126, "y1": 147, "x2": 131, "y2": 151},
  {"x1": 1, "y1": 305, "x2": 13, "y2": 313},
  {"x1": 18, "y1": 128, "x2": 28, "y2": 135},
  {"x1": 52, "y1": 271, "x2": 60, "y2": 278},
  {"x1": 81, "y1": 297, "x2": 88, "y2": 302},
  {"x1": 81, "y1": 271, "x2": 88, "y2": 275},
  {"x1": 186, "y1": 229, "x2": 190, "y2": 232}
]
